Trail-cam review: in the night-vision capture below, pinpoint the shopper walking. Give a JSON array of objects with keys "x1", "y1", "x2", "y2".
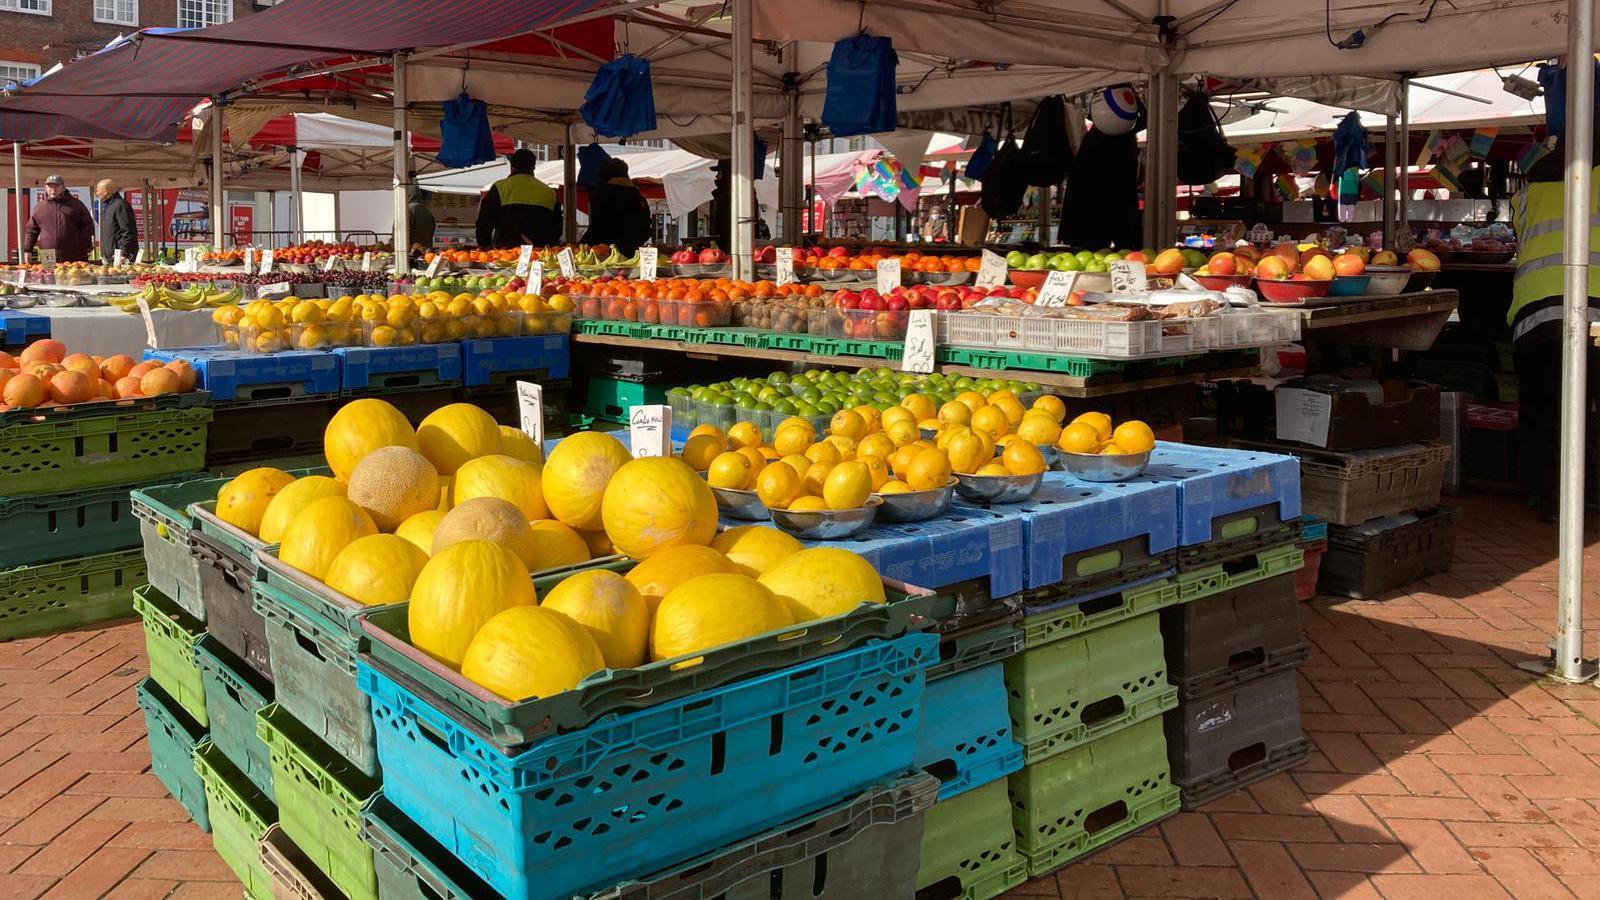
[
  {"x1": 581, "y1": 158, "x2": 652, "y2": 255},
  {"x1": 95, "y1": 178, "x2": 139, "y2": 262},
  {"x1": 23, "y1": 175, "x2": 94, "y2": 262},
  {"x1": 407, "y1": 188, "x2": 436, "y2": 249},
  {"x1": 475, "y1": 148, "x2": 561, "y2": 248}
]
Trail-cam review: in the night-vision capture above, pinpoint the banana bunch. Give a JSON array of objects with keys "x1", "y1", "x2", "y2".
[{"x1": 112, "y1": 282, "x2": 242, "y2": 313}]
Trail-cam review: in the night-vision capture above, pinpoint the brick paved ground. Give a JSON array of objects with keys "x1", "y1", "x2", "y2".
[{"x1": 3, "y1": 494, "x2": 1600, "y2": 899}]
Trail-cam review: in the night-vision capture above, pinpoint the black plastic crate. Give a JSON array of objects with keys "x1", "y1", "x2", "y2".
[
  {"x1": 1161, "y1": 572, "x2": 1307, "y2": 699},
  {"x1": 1319, "y1": 506, "x2": 1458, "y2": 600},
  {"x1": 203, "y1": 397, "x2": 335, "y2": 468},
  {"x1": 353, "y1": 387, "x2": 462, "y2": 426},
  {"x1": 190, "y1": 530, "x2": 273, "y2": 683},
  {"x1": 1165, "y1": 668, "x2": 1309, "y2": 810},
  {"x1": 1176, "y1": 503, "x2": 1302, "y2": 572}
]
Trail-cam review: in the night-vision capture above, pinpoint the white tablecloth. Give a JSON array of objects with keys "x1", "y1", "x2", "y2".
[{"x1": 18, "y1": 306, "x2": 218, "y2": 358}]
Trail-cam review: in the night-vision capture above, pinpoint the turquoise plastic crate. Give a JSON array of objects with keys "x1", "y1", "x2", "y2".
[
  {"x1": 195, "y1": 635, "x2": 276, "y2": 803},
  {"x1": 135, "y1": 677, "x2": 210, "y2": 832},
  {"x1": 0, "y1": 481, "x2": 150, "y2": 569},
  {"x1": 584, "y1": 377, "x2": 666, "y2": 423},
  {"x1": 915, "y1": 662, "x2": 1023, "y2": 801}
]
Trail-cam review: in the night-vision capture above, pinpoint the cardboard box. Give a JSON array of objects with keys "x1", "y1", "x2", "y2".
[{"x1": 1273, "y1": 378, "x2": 1440, "y2": 451}]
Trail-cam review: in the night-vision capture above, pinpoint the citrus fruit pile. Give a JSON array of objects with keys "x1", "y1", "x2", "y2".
[
  {"x1": 1050, "y1": 411, "x2": 1157, "y2": 456},
  {"x1": 0, "y1": 339, "x2": 198, "y2": 409},
  {"x1": 669, "y1": 368, "x2": 1043, "y2": 421},
  {"x1": 211, "y1": 290, "x2": 576, "y2": 353},
  {"x1": 210, "y1": 399, "x2": 888, "y2": 703}
]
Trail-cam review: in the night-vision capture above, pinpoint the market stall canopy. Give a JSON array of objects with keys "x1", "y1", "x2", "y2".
[{"x1": 1223, "y1": 68, "x2": 1546, "y2": 141}]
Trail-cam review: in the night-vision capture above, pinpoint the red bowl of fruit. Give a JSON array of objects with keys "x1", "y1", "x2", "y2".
[
  {"x1": 1190, "y1": 273, "x2": 1253, "y2": 292},
  {"x1": 1008, "y1": 270, "x2": 1048, "y2": 289},
  {"x1": 1256, "y1": 277, "x2": 1332, "y2": 304}
]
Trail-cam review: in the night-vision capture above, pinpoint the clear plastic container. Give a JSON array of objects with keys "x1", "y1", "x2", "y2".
[
  {"x1": 666, "y1": 299, "x2": 732, "y2": 328},
  {"x1": 521, "y1": 311, "x2": 573, "y2": 336},
  {"x1": 834, "y1": 308, "x2": 908, "y2": 341}
]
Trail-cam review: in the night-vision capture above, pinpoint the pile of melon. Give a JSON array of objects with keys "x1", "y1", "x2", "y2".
[
  {"x1": 0, "y1": 340, "x2": 198, "y2": 410},
  {"x1": 213, "y1": 398, "x2": 889, "y2": 703}
]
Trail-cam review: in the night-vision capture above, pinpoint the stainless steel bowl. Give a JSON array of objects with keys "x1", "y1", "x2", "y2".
[
  {"x1": 1035, "y1": 444, "x2": 1062, "y2": 469},
  {"x1": 1059, "y1": 449, "x2": 1152, "y2": 482},
  {"x1": 873, "y1": 478, "x2": 957, "y2": 522},
  {"x1": 709, "y1": 485, "x2": 768, "y2": 521},
  {"x1": 953, "y1": 470, "x2": 1044, "y2": 504},
  {"x1": 1362, "y1": 265, "x2": 1411, "y2": 296},
  {"x1": 769, "y1": 496, "x2": 883, "y2": 539}
]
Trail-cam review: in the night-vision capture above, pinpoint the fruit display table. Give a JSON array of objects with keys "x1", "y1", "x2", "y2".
[
  {"x1": 15, "y1": 305, "x2": 218, "y2": 358},
  {"x1": 1267, "y1": 289, "x2": 1459, "y2": 351}
]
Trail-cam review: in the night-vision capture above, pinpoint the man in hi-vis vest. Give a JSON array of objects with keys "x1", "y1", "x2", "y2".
[{"x1": 1510, "y1": 122, "x2": 1600, "y2": 520}]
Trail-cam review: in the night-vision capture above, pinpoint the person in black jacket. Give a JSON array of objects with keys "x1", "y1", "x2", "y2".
[
  {"x1": 582, "y1": 158, "x2": 652, "y2": 255},
  {"x1": 95, "y1": 179, "x2": 139, "y2": 262},
  {"x1": 475, "y1": 148, "x2": 562, "y2": 248}
]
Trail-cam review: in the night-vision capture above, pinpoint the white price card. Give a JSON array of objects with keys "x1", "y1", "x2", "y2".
[
  {"x1": 629, "y1": 404, "x2": 673, "y2": 458},
  {"x1": 111, "y1": 249, "x2": 124, "y2": 267},
  {"x1": 1274, "y1": 388, "x2": 1334, "y2": 447},
  {"x1": 258, "y1": 282, "x2": 291, "y2": 298},
  {"x1": 258, "y1": 249, "x2": 276, "y2": 276},
  {"x1": 243, "y1": 247, "x2": 256, "y2": 272},
  {"x1": 901, "y1": 309, "x2": 937, "y2": 374},
  {"x1": 424, "y1": 254, "x2": 444, "y2": 278},
  {"x1": 322, "y1": 254, "x2": 340, "y2": 272},
  {"x1": 639, "y1": 246, "x2": 658, "y2": 282},
  {"x1": 360, "y1": 251, "x2": 373, "y2": 272},
  {"x1": 1036, "y1": 270, "x2": 1079, "y2": 307},
  {"x1": 775, "y1": 247, "x2": 796, "y2": 285},
  {"x1": 516, "y1": 381, "x2": 545, "y2": 447},
  {"x1": 37, "y1": 248, "x2": 55, "y2": 265},
  {"x1": 876, "y1": 258, "x2": 902, "y2": 294},
  {"x1": 529, "y1": 261, "x2": 544, "y2": 297},
  {"x1": 135, "y1": 294, "x2": 159, "y2": 349},
  {"x1": 557, "y1": 247, "x2": 577, "y2": 279},
  {"x1": 974, "y1": 249, "x2": 1007, "y2": 289},
  {"x1": 1109, "y1": 259, "x2": 1147, "y2": 294},
  {"x1": 514, "y1": 245, "x2": 533, "y2": 278},
  {"x1": 134, "y1": 247, "x2": 146, "y2": 265}
]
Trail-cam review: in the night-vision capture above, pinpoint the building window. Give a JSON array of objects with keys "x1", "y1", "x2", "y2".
[
  {"x1": 0, "y1": 0, "x2": 50, "y2": 15},
  {"x1": 177, "y1": 0, "x2": 229, "y2": 28},
  {"x1": 0, "y1": 61, "x2": 41, "y2": 85},
  {"x1": 94, "y1": 0, "x2": 135, "y2": 25}
]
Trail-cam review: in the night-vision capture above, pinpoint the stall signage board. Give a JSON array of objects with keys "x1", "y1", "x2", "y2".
[
  {"x1": 1036, "y1": 271, "x2": 1079, "y2": 307},
  {"x1": 514, "y1": 245, "x2": 534, "y2": 278},
  {"x1": 775, "y1": 247, "x2": 795, "y2": 285},
  {"x1": 529, "y1": 262, "x2": 544, "y2": 296},
  {"x1": 974, "y1": 250, "x2": 1007, "y2": 289},
  {"x1": 258, "y1": 249, "x2": 275, "y2": 276},
  {"x1": 1109, "y1": 260, "x2": 1147, "y2": 294},
  {"x1": 517, "y1": 381, "x2": 545, "y2": 446},
  {"x1": 629, "y1": 405, "x2": 672, "y2": 457},
  {"x1": 639, "y1": 246, "x2": 658, "y2": 282},
  {"x1": 876, "y1": 258, "x2": 901, "y2": 294},
  {"x1": 901, "y1": 310, "x2": 936, "y2": 374},
  {"x1": 558, "y1": 247, "x2": 577, "y2": 279}
]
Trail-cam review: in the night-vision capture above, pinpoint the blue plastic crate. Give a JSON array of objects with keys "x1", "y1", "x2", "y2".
[
  {"x1": 986, "y1": 473, "x2": 1179, "y2": 590},
  {"x1": 334, "y1": 345, "x2": 462, "y2": 392},
  {"x1": 135, "y1": 677, "x2": 211, "y2": 832},
  {"x1": 0, "y1": 310, "x2": 49, "y2": 348},
  {"x1": 145, "y1": 347, "x2": 340, "y2": 402},
  {"x1": 1301, "y1": 515, "x2": 1328, "y2": 542},
  {"x1": 357, "y1": 632, "x2": 936, "y2": 900},
  {"x1": 812, "y1": 504, "x2": 1025, "y2": 600},
  {"x1": 915, "y1": 662, "x2": 1023, "y2": 801},
  {"x1": 461, "y1": 334, "x2": 570, "y2": 386},
  {"x1": 1143, "y1": 442, "x2": 1301, "y2": 546}
]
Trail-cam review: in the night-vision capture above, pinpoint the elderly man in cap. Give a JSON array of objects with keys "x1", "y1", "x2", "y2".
[
  {"x1": 23, "y1": 175, "x2": 94, "y2": 262},
  {"x1": 95, "y1": 178, "x2": 139, "y2": 263}
]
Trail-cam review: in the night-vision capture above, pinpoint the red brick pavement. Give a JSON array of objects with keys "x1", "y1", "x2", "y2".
[{"x1": 3, "y1": 494, "x2": 1600, "y2": 899}]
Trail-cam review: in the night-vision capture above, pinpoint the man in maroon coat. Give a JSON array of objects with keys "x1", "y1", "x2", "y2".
[{"x1": 23, "y1": 175, "x2": 94, "y2": 262}]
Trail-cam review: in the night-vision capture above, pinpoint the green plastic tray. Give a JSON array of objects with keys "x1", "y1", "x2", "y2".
[
  {"x1": 0, "y1": 396, "x2": 211, "y2": 496},
  {"x1": 916, "y1": 778, "x2": 1025, "y2": 900},
  {"x1": 132, "y1": 473, "x2": 224, "y2": 620},
  {"x1": 0, "y1": 481, "x2": 152, "y2": 569},
  {"x1": 937, "y1": 347, "x2": 1126, "y2": 377},
  {"x1": 194, "y1": 740, "x2": 277, "y2": 900},
  {"x1": 195, "y1": 635, "x2": 276, "y2": 803},
  {"x1": 360, "y1": 558, "x2": 946, "y2": 750},
  {"x1": 1010, "y1": 717, "x2": 1179, "y2": 876},
  {"x1": 683, "y1": 326, "x2": 768, "y2": 348},
  {"x1": 1005, "y1": 612, "x2": 1176, "y2": 764},
  {"x1": 762, "y1": 333, "x2": 842, "y2": 355},
  {"x1": 132, "y1": 583, "x2": 209, "y2": 727},
  {"x1": 257, "y1": 704, "x2": 380, "y2": 900},
  {"x1": 1021, "y1": 576, "x2": 1189, "y2": 651},
  {"x1": 835, "y1": 338, "x2": 904, "y2": 361},
  {"x1": 0, "y1": 548, "x2": 145, "y2": 640},
  {"x1": 1167, "y1": 542, "x2": 1304, "y2": 598},
  {"x1": 135, "y1": 677, "x2": 211, "y2": 833}
]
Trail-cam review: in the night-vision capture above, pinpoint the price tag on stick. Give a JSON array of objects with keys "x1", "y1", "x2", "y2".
[
  {"x1": 514, "y1": 245, "x2": 533, "y2": 278},
  {"x1": 258, "y1": 249, "x2": 275, "y2": 276},
  {"x1": 639, "y1": 246, "x2": 658, "y2": 282},
  {"x1": 111, "y1": 249, "x2": 124, "y2": 267},
  {"x1": 134, "y1": 247, "x2": 146, "y2": 265},
  {"x1": 557, "y1": 247, "x2": 577, "y2": 279},
  {"x1": 775, "y1": 247, "x2": 796, "y2": 285},
  {"x1": 1109, "y1": 259, "x2": 1148, "y2": 294},
  {"x1": 135, "y1": 295, "x2": 159, "y2": 349},
  {"x1": 1036, "y1": 270, "x2": 1079, "y2": 307},
  {"x1": 901, "y1": 309, "x2": 937, "y2": 374},
  {"x1": 259, "y1": 282, "x2": 291, "y2": 298},
  {"x1": 516, "y1": 381, "x2": 545, "y2": 447},
  {"x1": 37, "y1": 248, "x2": 55, "y2": 265},
  {"x1": 877, "y1": 258, "x2": 902, "y2": 294},
  {"x1": 360, "y1": 252, "x2": 373, "y2": 272},
  {"x1": 424, "y1": 254, "x2": 444, "y2": 278},
  {"x1": 529, "y1": 261, "x2": 544, "y2": 297},
  {"x1": 243, "y1": 247, "x2": 256, "y2": 272},
  {"x1": 322, "y1": 254, "x2": 340, "y2": 273},
  {"x1": 974, "y1": 249, "x2": 1007, "y2": 289},
  {"x1": 629, "y1": 404, "x2": 673, "y2": 458}
]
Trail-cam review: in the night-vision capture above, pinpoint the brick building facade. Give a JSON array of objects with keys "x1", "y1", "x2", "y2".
[{"x1": 0, "y1": 0, "x2": 257, "y2": 80}]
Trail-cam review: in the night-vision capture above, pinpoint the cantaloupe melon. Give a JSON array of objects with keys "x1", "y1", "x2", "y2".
[
  {"x1": 324, "y1": 399, "x2": 417, "y2": 482},
  {"x1": 345, "y1": 446, "x2": 440, "y2": 531},
  {"x1": 430, "y1": 496, "x2": 539, "y2": 569}
]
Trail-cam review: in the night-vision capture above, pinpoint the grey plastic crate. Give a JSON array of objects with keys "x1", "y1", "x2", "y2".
[
  {"x1": 1165, "y1": 668, "x2": 1310, "y2": 810},
  {"x1": 192, "y1": 529, "x2": 273, "y2": 683},
  {"x1": 1161, "y1": 572, "x2": 1308, "y2": 699}
]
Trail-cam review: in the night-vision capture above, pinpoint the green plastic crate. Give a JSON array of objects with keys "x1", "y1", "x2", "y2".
[
  {"x1": 1021, "y1": 576, "x2": 1190, "y2": 651},
  {"x1": 131, "y1": 473, "x2": 226, "y2": 619},
  {"x1": 0, "y1": 398, "x2": 211, "y2": 496},
  {"x1": 683, "y1": 326, "x2": 768, "y2": 348},
  {"x1": 584, "y1": 377, "x2": 667, "y2": 423},
  {"x1": 1010, "y1": 717, "x2": 1180, "y2": 876},
  {"x1": 195, "y1": 635, "x2": 276, "y2": 803},
  {"x1": 257, "y1": 704, "x2": 380, "y2": 900},
  {"x1": 1167, "y1": 543, "x2": 1304, "y2": 601},
  {"x1": 194, "y1": 739, "x2": 277, "y2": 900},
  {"x1": 133, "y1": 583, "x2": 209, "y2": 726},
  {"x1": 1005, "y1": 613, "x2": 1177, "y2": 764},
  {"x1": 135, "y1": 677, "x2": 210, "y2": 833},
  {"x1": 915, "y1": 778, "x2": 1025, "y2": 900},
  {"x1": 0, "y1": 548, "x2": 145, "y2": 640},
  {"x1": 928, "y1": 617, "x2": 1023, "y2": 683},
  {"x1": 836, "y1": 338, "x2": 904, "y2": 361},
  {"x1": 0, "y1": 482, "x2": 147, "y2": 569},
  {"x1": 937, "y1": 347, "x2": 1124, "y2": 378}
]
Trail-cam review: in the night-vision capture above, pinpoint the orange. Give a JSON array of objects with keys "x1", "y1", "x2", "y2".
[
  {"x1": 971, "y1": 405, "x2": 1011, "y2": 439},
  {"x1": 1111, "y1": 420, "x2": 1156, "y2": 453},
  {"x1": 901, "y1": 393, "x2": 935, "y2": 421},
  {"x1": 1001, "y1": 440, "x2": 1047, "y2": 476},
  {"x1": 1031, "y1": 395, "x2": 1067, "y2": 423},
  {"x1": 1071, "y1": 411, "x2": 1113, "y2": 442},
  {"x1": 1057, "y1": 422, "x2": 1102, "y2": 455},
  {"x1": 906, "y1": 447, "x2": 953, "y2": 491}
]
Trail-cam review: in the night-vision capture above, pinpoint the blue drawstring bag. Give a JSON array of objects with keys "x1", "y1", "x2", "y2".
[
  {"x1": 582, "y1": 54, "x2": 658, "y2": 139},
  {"x1": 822, "y1": 34, "x2": 898, "y2": 137},
  {"x1": 965, "y1": 128, "x2": 998, "y2": 180},
  {"x1": 439, "y1": 93, "x2": 496, "y2": 168},
  {"x1": 578, "y1": 144, "x2": 612, "y2": 188}
]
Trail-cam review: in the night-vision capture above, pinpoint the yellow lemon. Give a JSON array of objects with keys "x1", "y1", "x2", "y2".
[
  {"x1": 801, "y1": 460, "x2": 834, "y2": 497},
  {"x1": 736, "y1": 446, "x2": 767, "y2": 476},
  {"x1": 976, "y1": 462, "x2": 1011, "y2": 477},
  {"x1": 988, "y1": 389, "x2": 1017, "y2": 406},
  {"x1": 860, "y1": 454, "x2": 890, "y2": 491},
  {"x1": 727, "y1": 421, "x2": 764, "y2": 450},
  {"x1": 779, "y1": 453, "x2": 812, "y2": 480},
  {"x1": 993, "y1": 396, "x2": 1027, "y2": 427},
  {"x1": 689, "y1": 423, "x2": 725, "y2": 442},
  {"x1": 804, "y1": 441, "x2": 841, "y2": 467},
  {"x1": 889, "y1": 444, "x2": 921, "y2": 479},
  {"x1": 955, "y1": 390, "x2": 988, "y2": 413},
  {"x1": 1112, "y1": 420, "x2": 1157, "y2": 454},
  {"x1": 938, "y1": 401, "x2": 972, "y2": 427},
  {"x1": 829, "y1": 409, "x2": 866, "y2": 441},
  {"x1": 823, "y1": 434, "x2": 856, "y2": 460},
  {"x1": 755, "y1": 461, "x2": 803, "y2": 508},
  {"x1": 822, "y1": 461, "x2": 871, "y2": 510},
  {"x1": 1057, "y1": 422, "x2": 1102, "y2": 455},
  {"x1": 680, "y1": 433, "x2": 727, "y2": 472},
  {"x1": 1032, "y1": 395, "x2": 1067, "y2": 423},
  {"x1": 1002, "y1": 440, "x2": 1047, "y2": 476},
  {"x1": 971, "y1": 405, "x2": 1011, "y2": 439},
  {"x1": 856, "y1": 433, "x2": 896, "y2": 460},
  {"x1": 945, "y1": 429, "x2": 992, "y2": 474},
  {"x1": 852, "y1": 405, "x2": 881, "y2": 435},
  {"x1": 1100, "y1": 441, "x2": 1130, "y2": 456},
  {"x1": 788, "y1": 495, "x2": 829, "y2": 512},
  {"x1": 901, "y1": 393, "x2": 935, "y2": 422},
  {"x1": 906, "y1": 447, "x2": 953, "y2": 491},
  {"x1": 881, "y1": 405, "x2": 915, "y2": 430},
  {"x1": 1071, "y1": 411, "x2": 1114, "y2": 442},
  {"x1": 885, "y1": 419, "x2": 919, "y2": 447},
  {"x1": 706, "y1": 451, "x2": 754, "y2": 489},
  {"x1": 773, "y1": 423, "x2": 814, "y2": 456},
  {"x1": 877, "y1": 479, "x2": 912, "y2": 494},
  {"x1": 1017, "y1": 413, "x2": 1063, "y2": 447}
]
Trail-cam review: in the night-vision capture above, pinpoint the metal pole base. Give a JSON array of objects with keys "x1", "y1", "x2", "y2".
[{"x1": 1519, "y1": 641, "x2": 1599, "y2": 682}]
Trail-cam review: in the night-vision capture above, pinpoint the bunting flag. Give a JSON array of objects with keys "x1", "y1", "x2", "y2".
[
  {"x1": 1274, "y1": 174, "x2": 1300, "y2": 201},
  {"x1": 1311, "y1": 173, "x2": 1331, "y2": 200},
  {"x1": 1360, "y1": 169, "x2": 1386, "y2": 198},
  {"x1": 1234, "y1": 144, "x2": 1264, "y2": 178},
  {"x1": 1520, "y1": 137, "x2": 1555, "y2": 172},
  {"x1": 1415, "y1": 129, "x2": 1443, "y2": 168},
  {"x1": 1432, "y1": 165, "x2": 1464, "y2": 193},
  {"x1": 1441, "y1": 133, "x2": 1471, "y2": 169},
  {"x1": 1470, "y1": 127, "x2": 1499, "y2": 158},
  {"x1": 1278, "y1": 139, "x2": 1319, "y2": 174}
]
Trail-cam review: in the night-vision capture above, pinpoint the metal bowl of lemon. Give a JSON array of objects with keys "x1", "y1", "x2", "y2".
[
  {"x1": 873, "y1": 478, "x2": 958, "y2": 522},
  {"x1": 953, "y1": 470, "x2": 1044, "y2": 504},
  {"x1": 770, "y1": 496, "x2": 883, "y2": 539},
  {"x1": 1060, "y1": 449, "x2": 1151, "y2": 482},
  {"x1": 1035, "y1": 444, "x2": 1063, "y2": 469},
  {"x1": 708, "y1": 485, "x2": 768, "y2": 521}
]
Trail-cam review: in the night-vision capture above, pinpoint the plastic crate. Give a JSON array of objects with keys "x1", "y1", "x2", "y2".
[
  {"x1": 357, "y1": 632, "x2": 936, "y2": 899},
  {"x1": 1004, "y1": 613, "x2": 1177, "y2": 764},
  {"x1": 1162, "y1": 572, "x2": 1307, "y2": 699},
  {"x1": 1000, "y1": 474, "x2": 1179, "y2": 592},
  {"x1": 0, "y1": 548, "x2": 145, "y2": 640},
  {"x1": 362, "y1": 794, "x2": 499, "y2": 900},
  {"x1": 927, "y1": 614, "x2": 1023, "y2": 682},
  {"x1": 1166, "y1": 668, "x2": 1310, "y2": 810},
  {"x1": 1145, "y1": 443, "x2": 1301, "y2": 546},
  {"x1": 590, "y1": 773, "x2": 939, "y2": 900},
  {"x1": 334, "y1": 344, "x2": 462, "y2": 392},
  {"x1": 683, "y1": 326, "x2": 769, "y2": 348},
  {"x1": 360, "y1": 561, "x2": 943, "y2": 751},
  {"x1": 194, "y1": 739, "x2": 277, "y2": 900},
  {"x1": 203, "y1": 397, "x2": 336, "y2": 468},
  {"x1": 1175, "y1": 502, "x2": 1303, "y2": 572},
  {"x1": 133, "y1": 583, "x2": 209, "y2": 726},
  {"x1": 0, "y1": 309, "x2": 49, "y2": 347},
  {"x1": 915, "y1": 778, "x2": 1025, "y2": 900},
  {"x1": 132, "y1": 474, "x2": 226, "y2": 619},
  {"x1": 937, "y1": 346, "x2": 1125, "y2": 378},
  {"x1": 1203, "y1": 308, "x2": 1302, "y2": 350},
  {"x1": 1294, "y1": 442, "x2": 1451, "y2": 527},
  {"x1": 1010, "y1": 717, "x2": 1180, "y2": 876},
  {"x1": 135, "y1": 677, "x2": 211, "y2": 832},
  {"x1": 462, "y1": 334, "x2": 571, "y2": 386},
  {"x1": 835, "y1": 338, "x2": 904, "y2": 361},
  {"x1": 1020, "y1": 570, "x2": 1214, "y2": 651},
  {"x1": 146, "y1": 348, "x2": 340, "y2": 402},
  {"x1": 1320, "y1": 506, "x2": 1458, "y2": 599},
  {"x1": 0, "y1": 481, "x2": 147, "y2": 569},
  {"x1": 585, "y1": 376, "x2": 667, "y2": 423},
  {"x1": 260, "y1": 824, "x2": 345, "y2": 900},
  {"x1": 1301, "y1": 516, "x2": 1328, "y2": 542},
  {"x1": 1297, "y1": 540, "x2": 1328, "y2": 601},
  {"x1": 191, "y1": 526, "x2": 273, "y2": 682},
  {"x1": 0, "y1": 396, "x2": 212, "y2": 496},
  {"x1": 1151, "y1": 542, "x2": 1304, "y2": 615},
  {"x1": 195, "y1": 636, "x2": 277, "y2": 803},
  {"x1": 817, "y1": 504, "x2": 1025, "y2": 603},
  {"x1": 916, "y1": 662, "x2": 1023, "y2": 801},
  {"x1": 257, "y1": 704, "x2": 381, "y2": 900},
  {"x1": 939, "y1": 311, "x2": 1206, "y2": 359}
]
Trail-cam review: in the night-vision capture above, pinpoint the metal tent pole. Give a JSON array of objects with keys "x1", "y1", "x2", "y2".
[
  {"x1": 12, "y1": 143, "x2": 22, "y2": 264},
  {"x1": 780, "y1": 44, "x2": 802, "y2": 246},
  {"x1": 1383, "y1": 115, "x2": 1396, "y2": 248},
  {"x1": 1561, "y1": 0, "x2": 1595, "y2": 684},
  {"x1": 563, "y1": 124, "x2": 577, "y2": 244},
  {"x1": 289, "y1": 148, "x2": 305, "y2": 244},
  {"x1": 1398, "y1": 77, "x2": 1410, "y2": 239},
  {"x1": 392, "y1": 52, "x2": 410, "y2": 274},
  {"x1": 730, "y1": 0, "x2": 755, "y2": 278},
  {"x1": 211, "y1": 105, "x2": 225, "y2": 249}
]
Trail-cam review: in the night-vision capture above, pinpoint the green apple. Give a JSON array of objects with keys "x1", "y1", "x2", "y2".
[
  {"x1": 1025, "y1": 253, "x2": 1048, "y2": 270},
  {"x1": 1005, "y1": 250, "x2": 1027, "y2": 268}
]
